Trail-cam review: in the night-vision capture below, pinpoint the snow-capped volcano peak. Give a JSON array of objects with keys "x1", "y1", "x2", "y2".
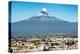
[
  {"x1": 38, "y1": 8, "x2": 48, "y2": 16},
  {"x1": 30, "y1": 8, "x2": 60, "y2": 21}
]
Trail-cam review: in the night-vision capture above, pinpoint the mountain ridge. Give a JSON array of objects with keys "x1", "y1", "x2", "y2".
[{"x1": 10, "y1": 8, "x2": 78, "y2": 36}]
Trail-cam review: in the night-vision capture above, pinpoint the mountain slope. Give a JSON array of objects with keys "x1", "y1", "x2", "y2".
[
  {"x1": 11, "y1": 16, "x2": 77, "y2": 36},
  {"x1": 10, "y1": 8, "x2": 78, "y2": 36}
]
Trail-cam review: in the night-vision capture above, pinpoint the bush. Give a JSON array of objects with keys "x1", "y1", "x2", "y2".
[{"x1": 65, "y1": 40, "x2": 75, "y2": 46}]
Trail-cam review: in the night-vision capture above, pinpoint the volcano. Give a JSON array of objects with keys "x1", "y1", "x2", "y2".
[{"x1": 10, "y1": 8, "x2": 78, "y2": 36}]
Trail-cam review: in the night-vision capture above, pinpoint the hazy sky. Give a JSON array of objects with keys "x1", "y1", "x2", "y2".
[{"x1": 9, "y1": 1, "x2": 78, "y2": 23}]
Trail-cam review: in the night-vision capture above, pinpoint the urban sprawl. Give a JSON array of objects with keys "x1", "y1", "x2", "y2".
[{"x1": 9, "y1": 33, "x2": 78, "y2": 53}]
